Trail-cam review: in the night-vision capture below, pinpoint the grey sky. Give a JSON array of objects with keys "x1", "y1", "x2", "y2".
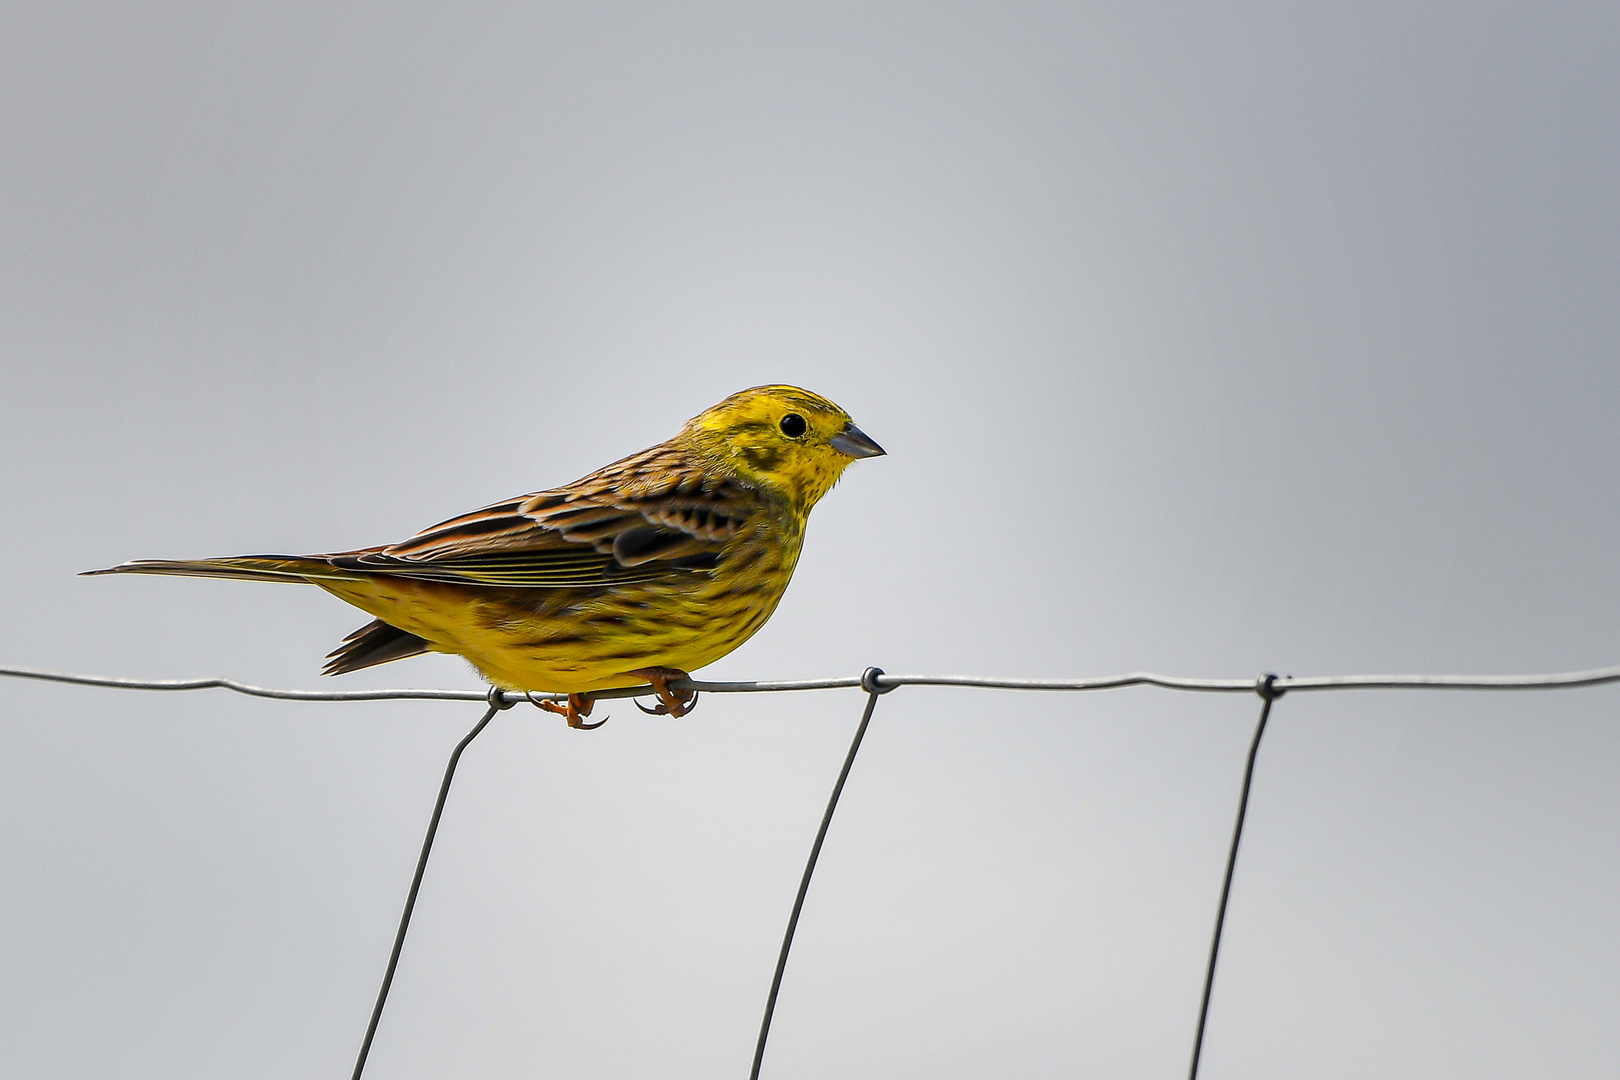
[{"x1": 3, "y1": 3, "x2": 1618, "y2": 1077}]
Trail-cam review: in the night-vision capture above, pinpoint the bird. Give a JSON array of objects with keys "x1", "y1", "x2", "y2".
[{"x1": 85, "y1": 384, "x2": 885, "y2": 728}]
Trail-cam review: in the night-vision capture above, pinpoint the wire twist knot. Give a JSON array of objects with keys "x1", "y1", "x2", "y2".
[
  {"x1": 1255, "y1": 672, "x2": 1285, "y2": 701},
  {"x1": 860, "y1": 666, "x2": 894, "y2": 695}
]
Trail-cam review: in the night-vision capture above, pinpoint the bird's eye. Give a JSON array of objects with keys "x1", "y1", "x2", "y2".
[{"x1": 779, "y1": 413, "x2": 807, "y2": 438}]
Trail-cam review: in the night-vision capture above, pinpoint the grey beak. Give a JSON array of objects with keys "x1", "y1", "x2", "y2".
[{"x1": 828, "y1": 422, "x2": 886, "y2": 459}]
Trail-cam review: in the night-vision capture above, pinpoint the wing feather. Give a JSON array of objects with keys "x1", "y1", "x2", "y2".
[{"x1": 318, "y1": 448, "x2": 757, "y2": 589}]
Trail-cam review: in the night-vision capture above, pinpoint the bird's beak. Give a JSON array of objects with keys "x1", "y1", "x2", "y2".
[{"x1": 828, "y1": 422, "x2": 886, "y2": 459}]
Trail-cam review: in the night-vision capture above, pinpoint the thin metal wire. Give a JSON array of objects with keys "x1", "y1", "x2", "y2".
[
  {"x1": 0, "y1": 664, "x2": 492, "y2": 702},
  {"x1": 9, "y1": 657, "x2": 1620, "y2": 1078},
  {"x1": 1188, "y1": 676, "x2": 1282, "y2": 1080},
  {"x1": 0, "y1": 664, "x2": 860, "y2": 703},
  {"x1": 1273, "y1": 667, "x2": 1620, "y2": 691},
  {"x1": 750, "y1": 669, "x2": 888, "y2": 1080},
  {"x1": 12, "y1": 661, "x2": 1620, "y2": 701},
  {"x1": 350, "y1": 688, "x2": 512, "y2": 1080},
  {"x1": 879, "y1": 672, "x2": 1256, "y2": 693}
]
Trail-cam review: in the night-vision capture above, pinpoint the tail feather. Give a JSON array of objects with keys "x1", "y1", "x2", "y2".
[
  {"x1": 323, "y1": 619, "x2": 432, "y2": 675},
  {"x1": 85, "y1": 557, "x2": 433, "y2": 677},
  {"x1": 81, "y1": 556, "x2": 363, "y2": 583}
]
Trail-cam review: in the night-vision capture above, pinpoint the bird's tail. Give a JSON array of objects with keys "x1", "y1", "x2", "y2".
[{"x1": 81, "y1": 556, "x2": 363, "y2": 584}]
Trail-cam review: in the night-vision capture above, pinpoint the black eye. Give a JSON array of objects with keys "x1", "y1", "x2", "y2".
[{"x1": 779, "y1": 413, "x2": 807, "y2": 438}]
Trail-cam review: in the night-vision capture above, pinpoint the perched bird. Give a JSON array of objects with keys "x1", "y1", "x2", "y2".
[{"x1": 86, "y1": 385, "x2": 884, "y2": 727}]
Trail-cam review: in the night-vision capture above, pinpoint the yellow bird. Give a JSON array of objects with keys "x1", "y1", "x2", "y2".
[{"x1": 86, "y1": 385, "x2": 884, "y2": 727}]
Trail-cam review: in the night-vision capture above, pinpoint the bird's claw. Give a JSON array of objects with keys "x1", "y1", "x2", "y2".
[
  {"x1": 634, "y1": 690, "x2": 700, "y2": 717},
  {"x1": 526, "y1": 691, "x2": 607, "y2": 730},
  {"x1": 626, "y1": 667, "x2": 698, "y2": 718}
]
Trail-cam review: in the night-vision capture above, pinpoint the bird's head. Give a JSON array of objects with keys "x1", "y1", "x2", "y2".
[{"x1": 684, "y1": 384, "x2": 885, "y2": 512}]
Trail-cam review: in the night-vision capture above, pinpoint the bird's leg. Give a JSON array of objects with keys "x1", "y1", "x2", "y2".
[
  {"x1": 626, "y1": 667, "x2": 697, "y2": 718},
  {"x1": 529, "y1": 692, "x2": 606, "y2": 730}
]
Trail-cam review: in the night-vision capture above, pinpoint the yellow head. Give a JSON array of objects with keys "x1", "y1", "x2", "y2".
[{"x1": 684, "y1": 384, "x2": 885, "y2": 512}]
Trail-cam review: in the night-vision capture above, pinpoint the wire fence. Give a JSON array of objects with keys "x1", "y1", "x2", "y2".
[{"x1": 7, "y1": 659, "x2": 1620, "y2": 1080}]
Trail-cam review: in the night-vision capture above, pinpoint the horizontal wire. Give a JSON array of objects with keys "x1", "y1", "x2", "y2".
[
  {"x1": 0, "y1": 664, "x2": 862, "y2": 704},
  {"x1": 0, "y1": 665, "x2": 492, "y2": 702},
  {"x1": 6, "y1": 661, "x2": 1620, "y2": 705},
  {"x1": 1276, "y1": 666, "x2": 1620, "y2": 691},
  {"x1": 876, "y1": 665, "x2": 1620, "y2": 693},
  {"x1": 881, "y1": 673, "x2": 1256, "y2": 693}
]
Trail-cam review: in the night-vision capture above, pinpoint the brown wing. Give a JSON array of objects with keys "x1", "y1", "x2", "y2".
[{"x1": 325, "y1": 443, "x2": 756, "y2": 588}]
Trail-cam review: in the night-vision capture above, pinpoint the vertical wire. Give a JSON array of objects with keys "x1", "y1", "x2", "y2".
[
  {"x1": 351, "y1": 691, "x2": 509, "y2": 1080},
  {"x1": 750, "y1": 673, "x2": 887, "y2": 1080},
  {"x1": 1188, "y1": 675, "x2": 1282, "y2": 1080}
]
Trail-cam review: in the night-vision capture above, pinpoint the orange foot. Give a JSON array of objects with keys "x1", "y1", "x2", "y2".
[
  {"x1": 627, "y1": 667, "x2": 697, "y2": 718},
  {"x1": 530, "y1": 692, "x2": 605, "y2": 730}
]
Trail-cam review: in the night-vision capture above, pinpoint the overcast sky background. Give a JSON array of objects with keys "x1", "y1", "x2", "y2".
[{"x1": 3, "y1": 2, "x2": 1619, "y2": 1077}]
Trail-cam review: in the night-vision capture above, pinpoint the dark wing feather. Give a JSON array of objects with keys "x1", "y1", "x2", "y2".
[
  {"x1": 323, "y1": 444, "x2": 755, "y2": 588},
  {"x1": 323, "y1": 619, "x2": 431, "y2": 675}
]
